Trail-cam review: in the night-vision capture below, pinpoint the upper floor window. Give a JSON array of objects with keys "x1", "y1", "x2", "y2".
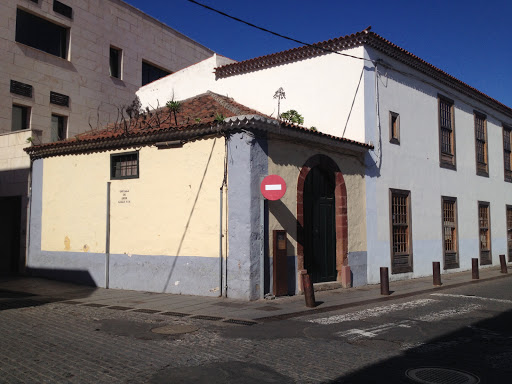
[
  {"x1": 15, "y1": 9, "x2": 68, "y2": 59},
  {"x1": 51, "y1": 114, "x2": 66, "y2": 142},
  {"x1": 439, "y1": 96, "x2": 456, "y2": 169},
  {"x1": 53, "y1": 1, "x2": 73, "y2": 19},
  {"x1": 389, "y1": 111, "x2": 400, "y2": 144},
  {"x1": 142, "y1": 61, "x2": 171, "y2": 86},
  {"x1": 390, "y1": 189, "x2": 413, "y2": 274},
  {"x1": 475, "y1": 112, "x2": 488, "y2": 176},
  {"x1": 12, "y1": 105, "x2": 30, "y2": 132},
  {"x1": 504, "y1": 125, "x2": 512, "y2": 182},
  {"x1": 109, "y1": 47, "x2": 122, "y2": 79}
]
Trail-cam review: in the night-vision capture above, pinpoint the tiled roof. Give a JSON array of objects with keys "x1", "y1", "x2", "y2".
[
  {"x1": 215, "y1": 29, "x2": 512, "y2": 118},
  {"x1": 25, "y1": 91, "x2": 371, "y2": 159}
]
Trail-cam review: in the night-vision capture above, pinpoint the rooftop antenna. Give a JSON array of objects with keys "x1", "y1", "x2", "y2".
[{"x1": 273, "y1": 87, "x2": 286, "y2": 119}]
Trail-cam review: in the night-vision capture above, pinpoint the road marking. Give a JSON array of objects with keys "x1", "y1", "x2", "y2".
[
  {"x1": 431, "y1": 293, "x2": 512, "y2": 304},
  {"x1": 414, "y1": 303, "x2": 481, "y2": 322},
  {"x1": 308, "y1": 299, "x2": 436, "y2": 325},
  {"x1": 336, "y1": 320, "x2": 415, "y2": 340}
]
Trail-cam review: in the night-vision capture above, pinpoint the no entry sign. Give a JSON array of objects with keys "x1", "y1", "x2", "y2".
[{"x1": 260, "y1": 175, "x2": 287, "y2": 200}]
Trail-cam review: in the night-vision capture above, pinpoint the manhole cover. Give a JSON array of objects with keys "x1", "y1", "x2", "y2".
[
  {"x1": 406, "y1": 367, "x2": 480, "y2": 384},
  {"x1": 151, "y1": 325, "x2": 198, "y2": 335}
]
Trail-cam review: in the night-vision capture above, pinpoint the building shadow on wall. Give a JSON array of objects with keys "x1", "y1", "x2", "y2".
[{"x1": 327, "y1": 308, "x2": 512, "y2": 383}]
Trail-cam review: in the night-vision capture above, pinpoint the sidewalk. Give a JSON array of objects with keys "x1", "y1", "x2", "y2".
[{"x1": 1, "y1": 265, "x2": 511, "y2": 324}]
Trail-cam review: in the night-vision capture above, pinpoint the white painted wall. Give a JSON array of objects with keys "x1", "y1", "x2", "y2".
[{"x1": 364, "y1": 46, "x2": 512, "y2": 284}]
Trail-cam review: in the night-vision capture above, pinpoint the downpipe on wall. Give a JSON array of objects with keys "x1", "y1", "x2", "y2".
[
  {"x1": 105, "y1": 182, "x2": 111, "y2": 289},
  {"x1": 219, "y1": 134, "x2": 229, "y2": 297}
]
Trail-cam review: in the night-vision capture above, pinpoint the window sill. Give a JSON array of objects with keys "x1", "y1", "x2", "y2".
[
  {"x1": 476, "y1": 169, "x2": 489, "y2": 178},
  {"x1": 440, "y1": 161, "x2": 456, "y2": 171},
  {"x1": 389, "y1": 138, "x2": 400, "y2": 145}
]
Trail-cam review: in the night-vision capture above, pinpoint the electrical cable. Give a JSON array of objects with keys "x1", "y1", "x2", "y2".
[{"x1": 187, "y1": 0, "x2": 373, "y2": 63}]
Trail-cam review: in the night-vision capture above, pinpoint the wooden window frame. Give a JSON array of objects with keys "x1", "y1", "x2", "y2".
[
  {"x1": 438, "y1": 95, "x2": 456, "y2": 170},
  {"x1": 389, "y1": 189, "x2": 413, "y2": 274},
  {"x1": 110, "y1": 151, "x2": 139, "y2": 180},
  {"x1": 504, "y1": 125, "x2": 512, "y2": 183},
  {"x1": 507, "y1": 205, "x2": 512, "y2": 262},
  {"x1": 389, "y1": 111, "x2": 400, "y2": 145},
  {"x1": 474, "y1": 111, "x2": 488, "y2": 177},
  {"x1": 441, "y1": 196, "x2": 459, "y2": 269},
  {"x1": 478, "y1": 201, "x2": 492, "y2": 266}
]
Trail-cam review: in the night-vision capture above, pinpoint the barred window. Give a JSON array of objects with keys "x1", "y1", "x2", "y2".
[
  {"x1": 111, "y1": 152, "x2": 139, "y2": 180},
  {"x1": 390, "y1": 189, "x2": 413, "y2": 274},
  {"x1": 479, "y1": 202, "x2": 491, "y2": 265},
  {"x1": 504, "y1": 126, "x2": 511, "y2": 182},
  {"x1": 442, "y1": 197, "x2": 458, "y2": 269},
  {"x1": 507, "y1": 206, "x2": 512, "y2": 262},
  {"x1": 439, "y1": 96, "x2": 456, "y2": 169},
  {"x1": 475, "y1": 112, "x2": 488, "y2": 176}
]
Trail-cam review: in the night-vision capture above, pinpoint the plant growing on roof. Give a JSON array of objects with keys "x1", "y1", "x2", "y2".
[
  {"x1": 214, "y1": 113, "x2": 225, "y2": 123},
  {"x1": 280, "y1": 110, "x2": 304, "y2": 125},
  {"x1": 166, "y1": 99, "x2": 182, "y2": 126}
]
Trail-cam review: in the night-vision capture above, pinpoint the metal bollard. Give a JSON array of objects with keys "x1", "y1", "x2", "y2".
[
  {"x1": 472, "y1": 258, "x2": 479, "y2": 280},
  {"x1": 499, "y1": 254, "x2": 508, "y2": 274},
  {"x1": 433, "y1": 261, "x2": 442, "y2": 286},
  {"x1": 301, "y1": 272, "x2": 316, "y2": 308},
  {"x1": 380, "y1": 267, "x2": 390, "y2": 295}
]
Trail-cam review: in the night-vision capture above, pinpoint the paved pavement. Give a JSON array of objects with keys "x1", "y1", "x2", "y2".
[{"x1": 1, "y1": 263, "x2": 510, "y2": 323}]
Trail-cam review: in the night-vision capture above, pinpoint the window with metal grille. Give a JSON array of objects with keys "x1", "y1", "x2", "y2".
[
  {"x1": 504, "y1": 126, "x2": 512, "y2": 182},
  {"x1": 15, "y1": 9, "x2": 68, "y2": 59},
  {"x1": 390, "y1": 189, "x2": 413, "y2": 273},
  {"x1": 10, "y1": 80, "x2": 33, "y2": 98},
  {"x1": 390, "y1": 111, "x2": 399, "y2": 144},
  {"x1": 475, "y1": 112, "x2": 488, "y2": 176},
  {"x1": 478, "y1": 202, "x2": 491, "y2": 265},
  {"x1": 507, "y1": 206, "x2": 512, "y2": 262},
  {"x1": 50, "y1": 91, "x2": 69, "y2": 107},
  {"x1": 51, "y1": 114, "x2": 66, "y2": 142},
  {"x1": 439, "y1": 96, "x2": 456, "y2": 169},
  {"x1": 53, "y1": 1, "x2": 73, "y2": 19},
  {"x1": 12, "y1": 105, "x2": 30, "y2": 131},
  {"x1": 111, "y1": 152, "x2": 139, "y2": 179},
  {"x1": 110, "y1": 47, "x2": 122, "y2": 79},
  {"x1": 142, "y1": 61, "x2": 171, "y2": 86},
  {"x1": 442, "y1": 197, "x2": 458, "y2": 269}
]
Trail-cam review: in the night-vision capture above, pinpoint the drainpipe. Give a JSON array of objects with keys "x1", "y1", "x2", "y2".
[
  {"x1": 220, "y1": 135, "x2": 228, "y2": 298},
  {"x1": 105, "y1": 182, "x2": 111, "y2": 289},
  {"x1": 219, "y1": 187, "x2": 223, "y2": 297}
]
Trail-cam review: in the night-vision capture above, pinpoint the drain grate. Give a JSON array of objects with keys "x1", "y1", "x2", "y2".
[
  {"x1": 160, "y1": 311, "x2": 190, "y2": 317},
  {"x1": 191, "y1": 315, "x2": 223, "y2": 321},
  {"x1": 106, "y1": 306, "x2": 133, "y2": 311},
  {"x1": 132, "y1": 309, "x2": 161, "y2": 314},
  {"x1": 60, "y1": 300, "x2": 83, "y2": 305},
  {"x1": 223, "y1": 319, "x2": 257, "y2": 326},
  {"x1": 406, "y1": 367, "x2": 480, "y2": 384},
  {"x1": 82, "y1": 303, "x2": 107, "y2": 308}
]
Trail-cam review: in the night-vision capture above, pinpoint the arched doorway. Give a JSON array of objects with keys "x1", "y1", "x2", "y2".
[{"x1": 297, "y1": 155, "x2": 348, "y2": 284}]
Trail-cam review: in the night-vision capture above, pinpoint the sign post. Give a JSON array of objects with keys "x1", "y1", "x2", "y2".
[{"x1": 259, "y1": 175, "x2": 287, "y2": 298}]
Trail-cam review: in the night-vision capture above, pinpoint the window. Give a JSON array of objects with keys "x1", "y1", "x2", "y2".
[
  {"x1": 10, "y1": 80, "x2": 33, "y2": 98},
  {"x1": 504, "y1": 125, "x2": 512, "y2": 182},
  {"x1": 507, "y1": 206, "x2": 512, "y2": 262},
  {"x1": 390, "y1": 111, "x2": 400, "y2": 144},
  {"x1": 111, "y1": 152, "x2": 139, "y2": 179},
  {"x1": 51, "y1": 114, "x2": 66, "y2": 142},
  {"x1": 53, "y1": 1, "x2": 73, "y2": 19},
  {"x1": 50, "y1": 91, "x2": 69, "y2": 107},
  {"x1": 439, "y1": 96, "x2": 456, "y2": 169},
  {"x1": 442, "y1": 197, "x2": 458, "y2": 269},
  {"x1": 12, "y1": 105, "x2": 30, "y2": 131},
  {"x1": 15, "y1": 9, "x2": 68, "y2": 59},
  {"x1": 475, "y1": 112, "x2": 488, "y2": 176},
  {"x1": 390, "y1": 189, "x2": 413, "y2": 273},
  {"x1": 109, "y1": 47, "x2": 122, "y2": 79},
  {"x1": 142, "y1": 61, "x2": 171, "y2": 86},
  {"x1": 478, "y1": 202, "x2": 491, "y2": 265}
]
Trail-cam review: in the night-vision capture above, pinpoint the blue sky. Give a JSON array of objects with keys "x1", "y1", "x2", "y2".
[{"x1": 127, "y1": 0, "x2": 512, "y2": 108}]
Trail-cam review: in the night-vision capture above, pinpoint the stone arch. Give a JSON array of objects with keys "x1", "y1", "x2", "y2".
[{"x1": 297, "y1": 154, "x2": 348, "y2": 282}]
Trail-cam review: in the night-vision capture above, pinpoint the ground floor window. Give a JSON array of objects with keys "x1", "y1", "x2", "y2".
[
  {"x1": 478, "y1": 202, "x2": 491, "y2": 265},
  {"x1": 442, "y1": 197, "x2": 459, "y2": 269},
  {"x1": 390, "y1": 189, "x2": 413, "y2": 273},
  {"x1": 111, "y1": 152, "x2": 139, "y2": 180},
  {"x1": 507, "y1": 206, "x2": 512, "y2": 262}
]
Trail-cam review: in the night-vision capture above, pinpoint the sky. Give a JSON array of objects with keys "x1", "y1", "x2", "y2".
[{"x1": 126, "y1": 0, "x2": 512, "y2": 108}]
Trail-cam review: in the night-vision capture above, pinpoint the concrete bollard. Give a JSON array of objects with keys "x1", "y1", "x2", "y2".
[
  {"x1": 433, "y1": 261, "x2": 442, "y2": 286},
  {"x1": 301, "y1": 272, "x2": 316, "y2": 308},
  {"x1": 499, "y1": 254, "x2": 508, "y2": 274},
  {"x1": 472, "y1": 258, "x2": 479, "y2": 280},
  {"x1": 380, "y1": 267, "x2": 390, "y2": 295}
]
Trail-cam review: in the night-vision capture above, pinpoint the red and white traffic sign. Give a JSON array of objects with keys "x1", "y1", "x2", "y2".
[{"x1": 260, "y1": 175, "x2": 287, "y2": 200}]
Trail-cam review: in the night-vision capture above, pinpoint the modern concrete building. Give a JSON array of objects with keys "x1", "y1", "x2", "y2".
[{"x1": 0, "y1": 0, "x2": 214, "y2": 274}]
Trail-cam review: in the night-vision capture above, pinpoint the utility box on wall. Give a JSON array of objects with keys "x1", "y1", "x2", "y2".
[{"x1": 273, "y1": 230, "x2": 288, "y2": 296}]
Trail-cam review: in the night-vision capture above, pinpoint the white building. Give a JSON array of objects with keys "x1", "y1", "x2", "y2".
[
  {"x1": 138, "y1": 29, "x2": 512, "y2": 289},
  {"x1": 0, "y1": 0, "x2": 214, "y2": 274}
]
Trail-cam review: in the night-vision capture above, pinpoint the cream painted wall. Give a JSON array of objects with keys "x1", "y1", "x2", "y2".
[
  {"x1": 137, "y1": 47, "x2": 368, "y2": 143},
  {"x1": 267, "y1": 138, "x2": 367, "y2": 257},
  {"x1": 41, "y1": 137, "x2": 226, "y2": 258}
]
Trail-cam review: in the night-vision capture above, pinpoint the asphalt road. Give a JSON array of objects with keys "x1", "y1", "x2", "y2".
[{"x1": 1, "y1": 277, "x2": 511, "y2": 383}]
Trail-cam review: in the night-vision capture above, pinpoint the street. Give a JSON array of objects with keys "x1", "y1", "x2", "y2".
[{"x1": 1, "y1": 277, "x2": 511, "y2": 383}]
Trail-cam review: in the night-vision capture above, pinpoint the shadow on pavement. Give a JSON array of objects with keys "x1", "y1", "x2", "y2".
[{"x1": 329, "y1": 308, "x2": 512, "y2": 383}]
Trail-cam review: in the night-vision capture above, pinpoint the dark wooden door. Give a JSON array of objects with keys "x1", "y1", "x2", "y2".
[
  {"x1": 304, "y1": 166, "x2": 336, "y2": 283},
  {"x1": 0, "y1": 196, "x2": 21, "y2": 274}
]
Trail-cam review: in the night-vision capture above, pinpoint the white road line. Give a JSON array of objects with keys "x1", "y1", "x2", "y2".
[
  {"x1": 414, "y1": 303, "x2": 481, "y2": 322},
  {"x1": 431, "y1": 293, "x2": 512, "y2": 304},
  {"x1": 336, "y1": 320, "x2": 415, "y2": 340},
  {"x1": 308, "y1": 299, "x2": 437, "y2": 325}
]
